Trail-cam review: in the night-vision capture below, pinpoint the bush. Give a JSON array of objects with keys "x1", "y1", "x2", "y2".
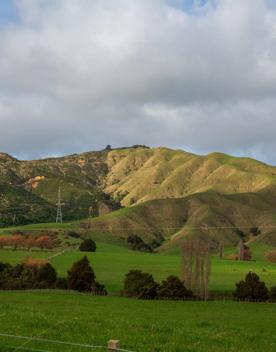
[
  {"x1": 79, "y1": 239, "x2": 96, "y2": 252},
  {"x1": 56, "y1": 277, "x2": 68, "y2": 290},
  {"x1": 127, "y1": 235, "x2": 152, "y2": 253},
  {"x1": 157, "y1": 276, "x2": 193, "y2": 300},
  {"x1": 36, "y1": 263, "x2": 57, "y2": 286},
  {"x1": 270, "y1": 286, "x2": 276, "y2": 302},
  {"x1": 265, "y1": 250, "x2": 276, "y2": 263},
  {"x1": 233, "y1": 272, "x2": 269, "y2": 302},
  {"x1": 91, "y1": 281, "x2": 107, "y2": 296},
  {"x1": 123, "y1": 270, "x2": 157, "y2": 299},
  {"x1": 67, "y1": 231, "x2": 80, "y2": 238}
]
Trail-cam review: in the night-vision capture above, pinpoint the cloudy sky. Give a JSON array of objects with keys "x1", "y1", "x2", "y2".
[{"x1": 0, "y1": 0, "x2": 276, "y2": 163}]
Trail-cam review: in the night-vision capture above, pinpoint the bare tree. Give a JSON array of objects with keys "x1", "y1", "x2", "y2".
[
  {"x1": 219, "y1": 242, "x2": 224, "y2": 259},
  {"x1": 238, "y1": 240, "x2": 244, "y2": 261},
  {"x1": 181, "y1": 237, "x2": 212, "y2": 300}
]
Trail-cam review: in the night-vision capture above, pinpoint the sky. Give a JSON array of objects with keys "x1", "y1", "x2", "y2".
[{"x1": 0, "y1": 0, "x2": 276, "y2": 164}]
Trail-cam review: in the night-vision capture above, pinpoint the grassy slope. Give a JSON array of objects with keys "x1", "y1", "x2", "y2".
[
  {"x1": 83, "y1": 191, "x2": 276, "y2": 247},
  {"x1": 1, "y1": 242, "x2": 276, "y2": 293},
  {"x1": 104, "y1": 147, "x2": 276, "y2": 206},
  {"x1": 0, "y1": 292, "x2": 276, "y2": 352}
]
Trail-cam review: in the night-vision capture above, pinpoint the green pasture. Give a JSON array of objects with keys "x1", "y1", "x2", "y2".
[
  {"x1": 0, "y1": 292, "x2": 276, "y2": 352},
  {"x1": 1, "y1": 241, "x2": 276, "y2": 294}
]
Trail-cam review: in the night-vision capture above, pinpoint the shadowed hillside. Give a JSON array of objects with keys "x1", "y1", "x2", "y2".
[{"x1": 85, "y1": 190, "x2": 276, "y2": 248}]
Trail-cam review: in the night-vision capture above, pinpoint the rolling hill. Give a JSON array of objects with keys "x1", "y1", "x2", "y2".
[{"x1": 1, "y1": 146, "x2": 276, "y2": 247}]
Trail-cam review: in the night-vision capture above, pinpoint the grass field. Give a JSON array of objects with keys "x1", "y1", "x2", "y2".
[
  {"x1": 1, "y1": 242, "x2": 276, "y2": 294},
  {"x1": 0, "y1": 292, "x2": 276, "y2": 352}
]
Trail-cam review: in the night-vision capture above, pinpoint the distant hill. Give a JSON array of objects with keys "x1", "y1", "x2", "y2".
[
  {"x1": 86, "y1": 191, "x2": 276, "y2": 249},
  {"x1": 1, "y1": 146, "x2": 276, "y2": 247}
]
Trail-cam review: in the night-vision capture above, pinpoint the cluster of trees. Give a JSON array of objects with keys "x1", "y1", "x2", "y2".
[
  {"x1": 0, "y1": 256, "x2": 106, "y2": 295},
  {"x1": 0, "y1": 235, "x2": 54, "y2": 250},
  {"x1": 234, "y1": 272, "x2": 276, "y2": 302},
  {"x1": 122, "y1": 270, "x2": 193, "y2": 300},
  {"x1": 0, "y1": 258, "x2": 58, "y2": 290}
]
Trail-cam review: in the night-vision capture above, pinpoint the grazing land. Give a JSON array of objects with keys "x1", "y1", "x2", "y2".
[
  {"x1": 1, "y1": 241, "x2": 276, "y2": 294},
  {"x1": 0, "y1": 292, "x2": 276, "y2": 352}
]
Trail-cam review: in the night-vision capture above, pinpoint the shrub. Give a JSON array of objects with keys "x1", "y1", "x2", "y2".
[
  {"x1": 56, "y1": 277, "x2": 68, "y2": 290},
  {"x1": 79, "y1": 239, "x2": 96, "y2": 252},
  {"x1": 67, "y1": 231, "x2": 80, "y2": 238},
  {"x1": 157, "y1": 276, "x2": 193, "y2": 300},
  {"x1": 91, "y1": 281, "x2": 107, "y2": 296},
  {"x1": 265, "y1": 250, "x2": 276, "y2": 263},
  {"x1": 270, "y1": 286, "x2": 276, "y2": 302},
  {"x1": 250, "y1": 227, "x2": 261, "y2": 236},
  {"x1": 127, "y1": 235, "x2": 152, "y2": 253},
  {"x1": 36, "y1": 263, "x2": 57, "y2": 286},
  {"x1": 233, "y1": 272, "x2": 269, "y2": 302},
  {"x1": 67, "y1": 256, "x2": 95, "y2": 292},
  {"x1": 123, "y1": 270, "x2": 157, "y2": 299}
]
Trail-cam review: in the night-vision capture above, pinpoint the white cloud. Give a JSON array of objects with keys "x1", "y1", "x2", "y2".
[{"x1": 0, "y1": 0, "x2": 276, "y2": 163}]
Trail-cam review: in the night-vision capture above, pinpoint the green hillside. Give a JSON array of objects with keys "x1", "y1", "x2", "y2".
[{"x1": 1, "y1": 146, "x2": 276, "y2": 247}]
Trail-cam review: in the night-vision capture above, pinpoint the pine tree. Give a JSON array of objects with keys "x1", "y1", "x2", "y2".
[{"x1": 67, "y1": 256, "x2": 95, "y2": 292}]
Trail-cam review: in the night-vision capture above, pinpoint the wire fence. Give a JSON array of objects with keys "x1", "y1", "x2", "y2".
[{"x1": 0, "y1": 333, "x2": 136, "y2": 352}]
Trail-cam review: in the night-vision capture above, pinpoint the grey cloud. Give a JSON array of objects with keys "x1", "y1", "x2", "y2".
[{"x1": 0, "y1": 0, "x2": 276, "y2": 163}]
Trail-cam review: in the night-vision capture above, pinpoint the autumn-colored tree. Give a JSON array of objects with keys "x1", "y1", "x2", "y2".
[
  {"x1": 9, "y1": 235, "x2": 24, "y2": 250},
  {"x1": 35, "y1": 236, "x2": 54, "y2": 250},
  {"x1": 23, "y1": 257, "x2": 48, "y2": 270},
  {"x1": 25, "y1": 237, "x2": 37, "y2": 251},
  {"x1": 265, "y1": 250, "x2": 276, "y2": 263}
]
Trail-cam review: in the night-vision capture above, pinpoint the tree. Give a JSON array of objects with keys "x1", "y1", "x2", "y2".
[
  {"x1": 270, "y1": 286, "x2": 276, "y2": 302},
  {"x1": 123, "y1": 270, "x2": 157, "y2": 299},
  {"x1": 219, "y1": 242, "x2": 224, "y2": 259},
  {"x1": 265, "y1": 250, "x2": 276, "y2": 263},
  {"x1": 233, "y1": 272, "x2": 269, "y2": 302},
  {"x1": 127, "y1": 235, "x2": 152, "y2": 252},
  {"x1": 79, "y1": 239, "x2": 96, "y2": 252},
  {"x1": 181, "y1": 238, "x2": 212, "y2": 300},
  {"x1": 35, "y1": 236, "x2": 54, "y2": 250},
  {"x1": 67, "y1": 256, "x2": 95, "y2": 292},
  {"x1": 36, "y1": 263, "x2": 57, "y2": 286},
  {"x1": 237, "y1": 241, "x2": 252, "y2": 261},
  {"x1": 250, "y1": 227, "x2": 261, "y2": 236},
  {"x1": 157, "y1": 276, "x2": 193, "y2": 300}
]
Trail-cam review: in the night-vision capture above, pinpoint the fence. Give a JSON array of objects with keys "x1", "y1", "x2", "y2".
[{"x1": 0, "y1": 333, "x2": 136, "y2": 352}]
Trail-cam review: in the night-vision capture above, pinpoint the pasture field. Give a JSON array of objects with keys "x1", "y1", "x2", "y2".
[
  {"x1": 0, "y1": 292, "x2": 276, "y2": 352},
  {"x1": 0, "y1": 242, "x2": 276, "y2": 294}
]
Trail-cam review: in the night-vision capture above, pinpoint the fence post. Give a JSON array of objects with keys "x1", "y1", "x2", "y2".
[{"x1": 108, "y1": 340, "x2": 120, "y2": 351}]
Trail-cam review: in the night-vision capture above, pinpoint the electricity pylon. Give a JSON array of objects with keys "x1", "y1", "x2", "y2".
[{"x1": 56, "y1": 185, "x2": 63, "y2": 224}]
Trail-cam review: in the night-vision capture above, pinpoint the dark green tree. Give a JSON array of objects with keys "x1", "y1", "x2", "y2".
[
  {"x1": 270, "y1": 286, "x2": 276, "y2": 302},
  {"x1": 79, "y1": 239, "x2": 97, "y2": 252},
  {"x1": 123, "y1": 270, "x2": 157, "y2": 299},
  {"x1": 67, "y1": 256, "x2": 95, "y2": 292},
  {"x1": 36, "y1": 263, "x2": 57, "y2": 286},
  {"x1": 233, "y1": 272, "x2": 269, "y2": 301},
  {"x1": 157, "y1": 275, "x2": 193, "y2": 300}
]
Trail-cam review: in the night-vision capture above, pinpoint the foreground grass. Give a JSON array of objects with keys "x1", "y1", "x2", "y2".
[
  {"x1": 0, "y1": 292, "x2": 275, "y2": 352},
  {"x1": 1, "y1": 242, "x2": 276, "y2": 293}
]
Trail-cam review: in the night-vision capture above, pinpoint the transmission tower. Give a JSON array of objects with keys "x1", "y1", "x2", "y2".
[{"x1": 56, "y1": 185, "x2": 63, "y2": 224}]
